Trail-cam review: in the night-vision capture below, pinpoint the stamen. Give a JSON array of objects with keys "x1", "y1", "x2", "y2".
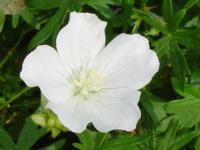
[{"x1": 72, "y1": 70, "x2": 102, "y2": 99}]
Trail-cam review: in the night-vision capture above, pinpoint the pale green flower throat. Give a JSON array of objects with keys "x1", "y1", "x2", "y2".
[{"x1": 72, "y1": 70, "x2": 103, "y2": 99}]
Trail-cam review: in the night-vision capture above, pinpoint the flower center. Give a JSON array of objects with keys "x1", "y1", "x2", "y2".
[{"x1": 72, "y1": 70, "x2": 102, "y2": 100}]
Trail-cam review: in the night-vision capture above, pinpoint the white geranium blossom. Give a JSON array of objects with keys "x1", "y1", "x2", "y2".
[{"x1": 20, "y1": 12, "x2": 159, "y2": 133}]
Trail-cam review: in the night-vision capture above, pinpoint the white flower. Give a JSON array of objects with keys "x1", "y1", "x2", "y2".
[{"x1": 20, "y1": 12, "x2": 159, "y2": 133}]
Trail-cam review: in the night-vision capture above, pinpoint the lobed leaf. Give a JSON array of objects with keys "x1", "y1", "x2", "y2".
[
  {"x1": 0, "y1": 127, "x2": 16, "y2": 150},
  {"x1": 16, "y1": 118, "x2": 47, "y2": 150},
  {"x1": 27, "y1": 0, "x2": 63, "y2": 10},
  {"x1": 132, "y1": 9, "x2": 167, "y2": 33},
  {"x1": 27, "y1": 6, "x2": 67, "y2": 50},
  {"x1": 165, "y1": 98, "x2": 200, "y2": 128}
]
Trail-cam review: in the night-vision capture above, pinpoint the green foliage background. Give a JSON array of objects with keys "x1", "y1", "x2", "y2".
[{"x1": 0, "y1": 0, "x2": 200, "y2": 149}]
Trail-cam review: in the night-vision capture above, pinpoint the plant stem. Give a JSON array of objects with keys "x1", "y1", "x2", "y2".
[
  {"x1": 0, "y1": 87, "x2": 30, "y2": 110},
  {"x1": 132, "y1": 19, "x2": 142, "y2": 33},
  {"x1": 0, "y1": 28, "x2": 30, "y2": 69},
  {"x1": 0, "y1": 49, "x2": 13, "y2": 69}
]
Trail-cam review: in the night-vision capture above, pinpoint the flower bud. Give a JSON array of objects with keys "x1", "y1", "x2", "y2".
[
  {"x1": 31, "y1": 110, "x2": 67, "y2": 137},
  {"x1": 31, "y1": 114, "x2": 46, "y2": 127}
]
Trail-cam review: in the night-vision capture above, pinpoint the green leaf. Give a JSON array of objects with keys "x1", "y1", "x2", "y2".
[
  {"x1": 174, "y1": 29, "x2": 200, "y2": 50},
  {"x1": 20, "y1": 7, "x2": 40, "y2": 30},
  {"x1": 27, "y1": 6, "x2": 67, "y2": 50},
  {"x1": 183, "y1": 85, "x2": 200, "y2": 99},
  {"x1": 101, "y1": 135, "x2": 149, "y2": 150},
  {"x1": 0, "y1": 11, "x2": 5, "y2": 32},
  {"x1": 74, "y1": 130, "x2": 148, "y2": 150},
  {"x1": 27, "y1": 0, "x2": 62, "y2": 10},
  {"x1": 39, "y1": 139, "x2": 65, "y2": 150},
  {"x1": 172, "y1": 9, "x2": 186, "y2": 31},
  {"x1": 132, "y1": 9, "x2": 167, "y2": 33},
  {"x1": 195, "y1": 135, "x2": 200, "y2": 150},
  {"x1": 165, "y1": 98, "x2": 200, "y2": 128},
  {"x1": 16, "y1": 118, "x2": 47, "y2": 150},
  {"x1": 162, "y1": 0, "x2": 173, "y2": 25},
  {"x1": 162, "y1": 0, "x2": 187, "y2": 32},
  {"x1": 152, "y1": 36, "x2": 170, "y2": 58},
  {"x1": 84, "y1": 0, "x2": 116, "y2": 18},
  {"x1": 169, "y1": 131, "x2": 200, "y2": 150},
  {"x1": 156, "y1": 116, "x2": 173, "y2": 134},
  {"x1": 0, "y1": 97, "x2": 5, "y2": 105},
  {"x1": 0, "y1": 127, "x2": 16, "y2": 150},
  {"x1": 184, "y1": 0, "x2": 199, "y2": 10},
  {"x1": 157, "y1": 120, "x2": 178, "y2": 150},
  {"x1": 185, "y1": 16, "x2": 198, "y2": 28},
  {"x1": 171, "y1": 77, "x2": 185, "y2": 96},
  {"x1": 120, "y1": 0, "x2": 135, "y2": 32},
  {"x1": 141, "y1": 91, "x2": 167, "y2": 125},
  {"x1": 94, "y1": 133, "x2": 109, "y2": 150},
  {"x1": 173, "y1": 79, "x2": 200, "y2": 99},
  {"x1": 73, "y1": 130, "x2": 97, "y2": 150},
  {"x1": 170, "y1": 39, "x2": 189, "y2": 91},
  {"x1": 12, "y1": 14, "x2": 20, "y2": 28}
]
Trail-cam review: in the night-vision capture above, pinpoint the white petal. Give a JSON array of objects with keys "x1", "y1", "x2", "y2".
[
  {"x1": 94, "y1": 33, "x2": 159, "y2": 90},
  {"x1": 91, "y1": 89, "x2": 141, "y2": 132},
  {"x1": 56, "y1": 12, "x2": 107, "y2": 72},
  {"x1": 47, "y1": 99, "x2": 94, "y2": 133},
  {"x1": 20, "y1": 45, "x2": 70, "y2": 103},
  {"x1": 47, "y1": 89, "x2": 141, "y2": 133}
]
